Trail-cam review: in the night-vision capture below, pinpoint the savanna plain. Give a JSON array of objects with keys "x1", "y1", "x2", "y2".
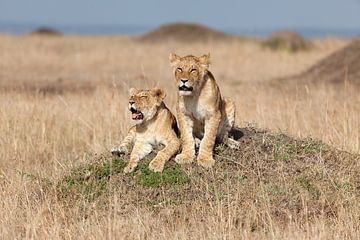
[{"x1": 0, "y1": 33, "x2": 359, "y2": 239}]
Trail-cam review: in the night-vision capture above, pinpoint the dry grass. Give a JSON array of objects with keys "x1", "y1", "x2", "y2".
[{"x1": 0, "y1": 34, "x2": 359, "y2": 239}]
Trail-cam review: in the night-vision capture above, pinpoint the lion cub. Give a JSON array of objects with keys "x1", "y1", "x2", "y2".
[
  {"x1": 169, "y1": 53, "x2": 238, "y2": 168},
  {"x1": 111, "y1": 88, "x2": 180, "y2": 173}
]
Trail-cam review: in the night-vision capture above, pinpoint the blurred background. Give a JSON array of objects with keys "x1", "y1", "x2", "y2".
[
  {"x1": 0, "y1": 0, "x2": 359, "y2": 159},
  {"x1": 1, "y1": 0, "x2": 360, "y2": 36},
  {"x1": 0, "y1": 0, "x2": 359, "y2": 157},
  {"x1": 1, "y1": 1, "x2": 360, "y2": 239}
]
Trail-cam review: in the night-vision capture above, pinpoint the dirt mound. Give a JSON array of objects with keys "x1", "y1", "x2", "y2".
[
  {"x1": 292, "y1": 39, "x2": 360, "y2": 85},
  {"x1": 29, "y1": 27, "x2": 62, "y2": 36},
  {"x1": 138, "y1": 23, "x2": 236, "y2": 43},
  {"x1": 54, "y1": 126, "x2": 360, "y2": 228},
  {"x1": 263, "y1": 30, "x2": 312, "y2": 52}
]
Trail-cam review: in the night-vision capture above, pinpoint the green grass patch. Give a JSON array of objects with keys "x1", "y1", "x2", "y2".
[
  {"x1": 57, "y1": 156, "x2": 190, "y2": 203},
  {"x1": 135, "y1": 161, "x2": 190, "y2": 187}
]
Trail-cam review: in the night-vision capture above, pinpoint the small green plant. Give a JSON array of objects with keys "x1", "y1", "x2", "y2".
[
  {"x1": 274, "y1": 142, "x2": 296, "y2": 161},
  {"x1": 335, "y1": 181, "x2": 353, "y2": 192},
  {"x1": 297, "y1": 176, "x2": 320, "y2": 199}
]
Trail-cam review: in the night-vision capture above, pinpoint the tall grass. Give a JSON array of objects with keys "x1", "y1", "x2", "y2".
[{"x1": 0, "y1": 35, "x2": 358, "y2": 239}]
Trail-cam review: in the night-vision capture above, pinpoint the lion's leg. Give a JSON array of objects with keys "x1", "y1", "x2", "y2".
[
  {"x1": 111, "y1": 126, "x2": 136, "y2": 156},
  {"x1": 175, "y1": 114, "x2": 195, "y2": 164},
  {"x1": 223, "y1": 97, "x2": 235, "y2": 131},
  {"x1": 219, "y1": 98, "x2": 240, "y2": 149},
  {"x1": 197, "y1": 112, "x2": 221, "y2": 168},
  {"x1": 149, "y1": 133, "x2": 180, "y2": 172},
  {"x1": 218, "y1": 98, "x2": 235, "y2": 138},
  {"x1": 124, "y1": 141, "x2": 152, "y2": 173}
]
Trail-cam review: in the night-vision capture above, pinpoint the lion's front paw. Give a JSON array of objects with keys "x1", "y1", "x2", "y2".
[
  {"x1": 195, "y1": 138, "x2": 201, "y2": 149},
  {"x1": 197, "y1": 154, "x2": 215, "y2": 168},
  {"x1": 149, "y1": 158, "x2": 165, "y2": 173},
  {"x1": 224, "y1": 137, "x2": 241, "y2": 150},
  {"x1": 111, "y1": 146, "x2": 129, "y2": 156},
  {"x1": 123, "y1": 162, "x2": 137, "y2": 173},
  {"x1": 175, "y1": 153, "x2": 194, "y2": 164}
]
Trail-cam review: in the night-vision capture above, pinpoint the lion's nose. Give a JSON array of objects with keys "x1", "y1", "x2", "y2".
[
  {"x1": 181, "y1": 79, "x2": 188, "y2": 83},
  {"x1": 129, "y1": 101, "x2": 135, "y2": 105}
]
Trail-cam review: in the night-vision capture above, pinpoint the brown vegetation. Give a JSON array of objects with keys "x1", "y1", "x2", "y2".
[{"x1": 0, "y1": 33, "x2": 359, "y2": 239}]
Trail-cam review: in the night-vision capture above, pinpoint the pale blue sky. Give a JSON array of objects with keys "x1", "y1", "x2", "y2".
[{"x1": 0, "y1": 0, "x2": 360, "y2": 33}]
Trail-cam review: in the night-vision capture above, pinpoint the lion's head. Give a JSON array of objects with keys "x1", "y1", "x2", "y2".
[
  {"x1": 128, "y1": 87, "x2": 166, "y2": 124},
  {"x1": 169, "y1": 53, "x2": 210, "y2": 96}
]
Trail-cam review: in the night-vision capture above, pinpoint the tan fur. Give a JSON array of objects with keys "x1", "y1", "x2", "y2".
[
  {"x1": 169, "y1": 53, "x2": 237, "y2": 168},
  {"x1": 111, "y1": 88, "x2": 180, "y2": 173}
]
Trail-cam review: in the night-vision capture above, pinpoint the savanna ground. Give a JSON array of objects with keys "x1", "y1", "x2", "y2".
[{"x1": 0, "y1": 34, "x2": 359, "y2": 239}]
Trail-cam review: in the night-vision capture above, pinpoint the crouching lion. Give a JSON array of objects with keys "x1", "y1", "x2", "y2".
[{"x1": 111, "y1": 87, "x2": 180, "y2": 173}]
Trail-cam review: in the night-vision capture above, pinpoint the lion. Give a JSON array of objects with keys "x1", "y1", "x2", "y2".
[
  {"x1": 169, "y1": 53, "x2": 239, "y2": 168},
  {"x1": 111, "y1": 87, "x2": 180, "y2": 173}
]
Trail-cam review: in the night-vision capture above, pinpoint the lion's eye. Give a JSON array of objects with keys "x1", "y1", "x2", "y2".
[
  {"x1": 190, "y1": 68, "x2": 197, "y2": 73},
  {"x1": 176, "y1": 68, "x2": 182, "y2": 72},
  {"x1": 140, "y1": 96, "x2": 147, "y2": 99}
]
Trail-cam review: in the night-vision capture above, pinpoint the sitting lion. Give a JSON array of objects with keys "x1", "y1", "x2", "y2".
[
  {"x1": 169, "y1": 53, "x2": 239, "y2": 168},
  {"x1": 111, "y1": 87, "x2": 180, "y2": 173}
]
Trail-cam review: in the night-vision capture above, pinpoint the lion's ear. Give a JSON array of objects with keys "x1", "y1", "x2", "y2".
[
  {"x1": 169, "y1": 53, "x2": 180, "y2": 66},
  {"x1": 199, "y1": 53, "x2": 211, "y2": 68},
  {"x1": 153, "y1": 88, "x2": 166, "y2": 100},
  {"x1": 129, "y1": 88, "x2": 137, "y2": 96}
]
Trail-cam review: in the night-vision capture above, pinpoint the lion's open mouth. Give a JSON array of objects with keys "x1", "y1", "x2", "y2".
[
  {"x1": 179, "y1": 85, "x2": 193, "y2": 92},
  {"x1": 130, "y1": 108, "x2": 144, "y2": 120}
]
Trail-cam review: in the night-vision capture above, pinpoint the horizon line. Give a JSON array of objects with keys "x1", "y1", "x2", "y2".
[{"x1": 0, "y1": 21, "x2": 359, "y2": 38}]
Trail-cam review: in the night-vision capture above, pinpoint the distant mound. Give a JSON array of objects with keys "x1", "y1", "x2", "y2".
[
  {"x1": 263, "y1": 30, "x2": 312, "y2": 52},
  {"x1": 138, "y1": 23, "x2": 236, "y2": 42},
  {"x1": 29, "y1": 27, "x2": 62, "y2": 36},
  {"x1": 295, "y1": 39, "x2": 360, "y2": 84},
  {"x1": 54, "y1": 126, "x2": 360, "y2": 228},
  {"x1": 280, "y1": 39, "x2": 360, "y2": 85}
]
